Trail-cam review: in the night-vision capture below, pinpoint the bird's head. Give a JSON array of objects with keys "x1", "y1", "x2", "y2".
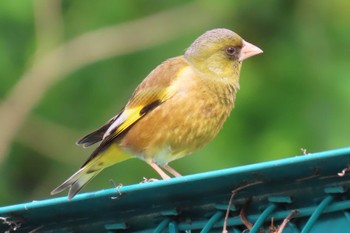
[{"x1": 184, "y1": 28, "x2": 263, "y2": 78}]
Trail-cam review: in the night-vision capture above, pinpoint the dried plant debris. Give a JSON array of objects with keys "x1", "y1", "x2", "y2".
[
  {"x1": 301, "y1": 148, "x2": 311, "y2": 155},
  {"x1": 269, "y1": 210, "x2": 298, "y2": 233},
  {"x1": 222, "y1": 181, "x2": 262, "y2": 233},
  {"x1": 338, "y1": 166, "x2": 350, "y2": 177},
  {"x1": 28, "y1": 225, "x2": 44, "y2": 233},
  {"x1": 140, "y1": 177, "x2": 159, "y2": 183},
  {"x1": 0, "y1": 217, "x2": 22, "y2": 233},
  {"x1": 109, "y1": 179, "x2": 124, "y2": 199},
  {"x1": 239, "y1": 199, "x2": 253, "y2": 230}
]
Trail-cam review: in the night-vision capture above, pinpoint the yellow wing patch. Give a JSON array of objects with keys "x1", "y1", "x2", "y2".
[
  {"x1": 103, "y1": 62, "x2": 191, "y2": 143},
  {"x1": 112, "y1": 106, "x2": 144, "y2": 136},
  {"x1": 103, "y1": 87, "x2": 174, "y2": 141}
]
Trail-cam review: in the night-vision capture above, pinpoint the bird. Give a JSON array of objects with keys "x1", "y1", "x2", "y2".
[{"x1": 51, "y1": 28, "x2": 263, "y2": 200}]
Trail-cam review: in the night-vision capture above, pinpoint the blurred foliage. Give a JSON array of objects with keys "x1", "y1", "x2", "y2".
[{"x1": 0, "y1": 0, "x2": 349, "y2": 205}]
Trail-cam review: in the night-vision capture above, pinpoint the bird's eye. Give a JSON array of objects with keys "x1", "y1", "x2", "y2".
[{"x1": 225, "y1": 46, "x2": 236, "y2": 56}]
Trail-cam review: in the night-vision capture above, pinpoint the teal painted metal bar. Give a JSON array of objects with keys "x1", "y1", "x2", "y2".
[
  {"x1": 288, "y1": 222, "x2": 301, "y2": 233},
  {"x1": 154, "y1": 218, "x2": 170, "y2": 233},
  {"x1": 2, "y1": 147, "x2": 350, "y2": 215},
  {"x1": 143, "y1": 198, "x2": 350, "y2": 232},
  {"x1": 200, "y1": 211, "x2": 223, "y2": 233},
  {"x1": 268, "y1": 196, "x2": 292, "y2": 203},
  {"x1": 1, "y1": 147, "x2": 350, "y2": 232},
  {"x1": 343, "y1": 211, "x2": 350, "y2": 223},
  {"x1": 169, "y1": 221, "x2": 178, "y2": 233},
  {"x1": 301, "y1": 195, "x2": 334, "y2": 233},
  {"x1": 199, "y1": 199, "x2": 350, "y2": 230},
  {"x1": 324, "y1": 186, "x2": 346, "y2": 194},
  {"x1": 215, "y1": 203, "x2": 236, "y2": 211},
  {"x1": 250, "y1": 204, "x2": 277, "y2": 233},
  {"x1": 104, "y1": 222, "x2": 127, "y2": 230}
]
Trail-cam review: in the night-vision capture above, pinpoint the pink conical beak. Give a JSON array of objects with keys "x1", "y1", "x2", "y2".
[{"x1": 239, "y1": 40, "x2": 263, "y2": 62}]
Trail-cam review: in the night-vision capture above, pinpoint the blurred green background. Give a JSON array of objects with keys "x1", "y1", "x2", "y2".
[{"x1": 0, "y1": 0, "x2": 349, "y2": 205}]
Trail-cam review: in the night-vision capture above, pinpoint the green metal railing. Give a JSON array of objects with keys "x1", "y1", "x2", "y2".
[{"x1": 1, "y1": 147, "x2": 350, "y2": 232}]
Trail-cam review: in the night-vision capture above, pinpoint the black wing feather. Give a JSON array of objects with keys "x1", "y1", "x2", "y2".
[
  {"x1": 76, "y1": 110, "x2": 124, "y2": 147},
  {"x1": 79, "y1": 100, "x2": 163, "y2": 167},
  {"x1": 76, "y1": 123, "x2": 112, "y2": 147}
]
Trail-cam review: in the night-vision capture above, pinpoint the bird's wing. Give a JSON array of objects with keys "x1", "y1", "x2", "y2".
[
  {"x1": 76, "y1": 112, "x2": 122, "y2": 147},
  {"x1": 79, "y1": 87, "x2": 175, "y2": 167},
  {"x1": 76, "y1": 87, "x2": 173, "y2": 147},
  {"x1": 76, "y1": 56, "x2": 187, "y2": 148},
  {"x1": 103, "y1": 87, "x2": 172, "y2": 143},
  {"x1": 79, "y1": 57, "x2": 189, "y2": 167}
]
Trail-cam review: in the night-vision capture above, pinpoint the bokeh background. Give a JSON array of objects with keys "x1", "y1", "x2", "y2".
[{"x1": 0, "y1": 0, "x2": 349, "y2": 205}]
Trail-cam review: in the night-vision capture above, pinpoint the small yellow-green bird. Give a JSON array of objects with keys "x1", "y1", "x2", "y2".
[{"x1": 51, "y1": 28, "x2": 262, "y2": 200}]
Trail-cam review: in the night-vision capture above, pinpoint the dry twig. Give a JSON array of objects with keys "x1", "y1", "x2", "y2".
[
  {"x1": 0, "y1": 217, "x2": 22, "y2": 233},
  {"x1": 338, "y1": 166, "x2": 350, "y2": 177},
  {"x1": 109, "y1": 179, "x2": 124, "y2": 199},
  {"x1": 276, "y1": 210, "x2": 298, "y2": 233},
  {"x1": 239, "y1": 199, "x2": 253, "y2": 230},
  {"x1": 269, "y1": 210, "x2": 298, "y2": 233},
  {"x1": 301, "y1": 148, "x2": 311, "y2": 155},
  {"x1": 29, "y1": 225, "x2": 44, "y2": 233},
  {"x1": 222, "y1": 181, "x2": 262, "y2": 233}
]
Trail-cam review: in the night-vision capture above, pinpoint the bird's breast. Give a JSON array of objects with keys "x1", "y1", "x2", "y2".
[{"x1": 119, "y1": 69, "x2": 237, "y2": 165}]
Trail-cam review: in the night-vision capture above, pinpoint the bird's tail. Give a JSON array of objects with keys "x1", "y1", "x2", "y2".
[
  {"x1": 51, "y1": 144, "x2": 132, "y2": 200},
  {"x1": 50, "y1": 166, "x2": 100, "y2": 200}
]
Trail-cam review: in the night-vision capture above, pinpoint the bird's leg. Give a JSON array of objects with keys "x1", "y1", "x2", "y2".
[
  {"x1": 149, "y1": 162, "x2": 170, "y2": 180},
  {"x1": 163, "y1": 164, "x2": 182, "y2": 177}
]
